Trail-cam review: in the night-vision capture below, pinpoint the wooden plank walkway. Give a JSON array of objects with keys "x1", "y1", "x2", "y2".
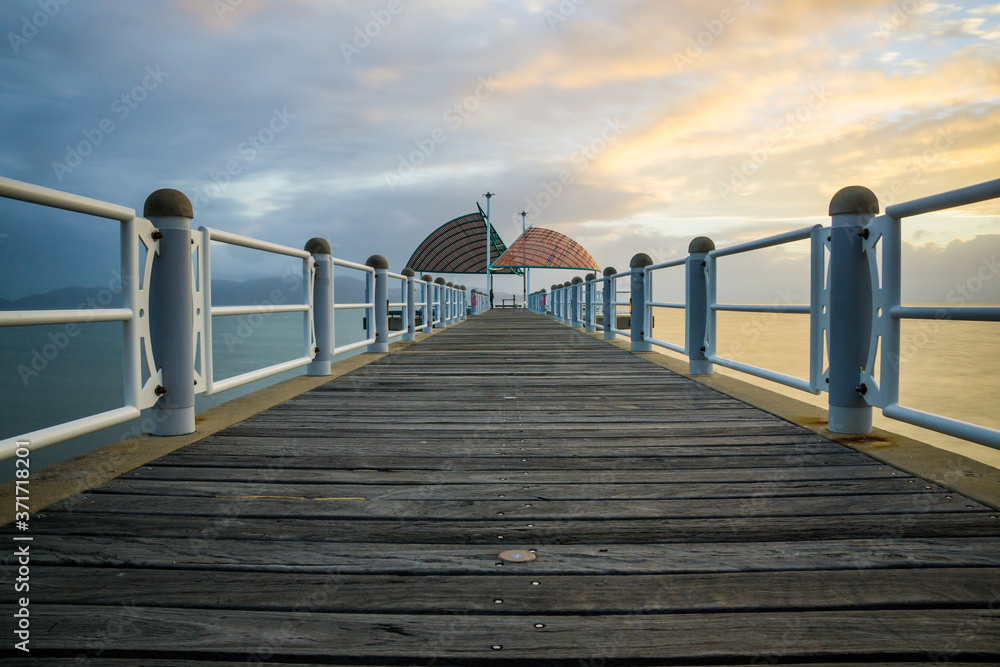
[{"x1": 4, "y1": 309, "x2": 1000, "y2": 665}]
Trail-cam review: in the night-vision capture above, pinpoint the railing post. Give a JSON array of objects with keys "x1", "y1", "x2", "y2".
[
  {"x1": 539, "y1": 289, "x2": 546, "y2": 315},
  {"x1": 562, "y1": 282, "x2": 571, "y2": 323},
  {"x1": 422, "y1": 275, "x2": 435, "y2": 328},
  {"x1": 630, "y1": 253, "x2": 653, "y2": 352},
  {"x1": 366, "y1": 255, "x2": 390, "y2": 353},
  {"x1": 306, "y1": 238, "x2": 332, "y2": 375},
  {"x1": 145, "y1": 189, "x2": 196, "y2": 435},
  {"x1": 444, "y1": 282, "x2": 454, "y2": 325},
  {"x1": 550, "y1": 285, "x2": 558, "y2": 320},
  {"x1": 571, "y1": 277, "x2": 583, "y2": 329},
  {"x1": 602, "y1": 267, "x2": 616, "y2": 340},
  {"x1": 686, "y1": 237, "x2": 715, "y2": 375},
  {"x1": 402, "y1": 267, "x2": 416, "y2": 341},
  {"x1": 828, "y1": 186, "x2": 878, "y2": 434},
  {"x1": 458, "y1": 285, "x2": 465, "y2": 321},
  {"x1": 584, "y1": 273, "x2": 596, "y2": 332},
  {"x1": 435, "y1": 277, "x2": 447, "y2": 327}
]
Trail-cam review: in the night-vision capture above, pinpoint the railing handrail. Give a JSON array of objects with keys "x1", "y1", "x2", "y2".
[
  {"x1": 886, "y1": 177, "x2": 1000, "y2": 219},
  {"x1": 0, "y1": 177, "x2": 160, "y2": 461},
  {"x1": 196, "y1": 225, "x2": 315, "y2": 397},
  {"x1": 859, "y1": 178, "x2": 1000, "y2": 448},
  {"x1": 0, "y1": 175, "x2": 135, "y2": 222}
]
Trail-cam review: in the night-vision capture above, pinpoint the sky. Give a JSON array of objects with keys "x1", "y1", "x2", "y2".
[{"x1": 1, "y1": 0, "x2": 998, "y2": 302}]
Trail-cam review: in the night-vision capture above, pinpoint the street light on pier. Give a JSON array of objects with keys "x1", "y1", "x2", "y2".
[
  {"x1": 482, "y1": 192, "x2": 494, "y2": 295},
  {"x1": 519, "y1": 210, "x2": 528, "y2": 308}
]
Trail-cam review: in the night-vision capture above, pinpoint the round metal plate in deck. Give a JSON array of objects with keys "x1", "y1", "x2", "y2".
[{"x1": 498, "y1": 549, "x2": 536, "y2": 563}]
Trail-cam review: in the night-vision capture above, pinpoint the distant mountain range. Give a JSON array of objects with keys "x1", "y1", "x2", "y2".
[{"x1": 0, "y1": 276, "x2": 367, "y2": 311}]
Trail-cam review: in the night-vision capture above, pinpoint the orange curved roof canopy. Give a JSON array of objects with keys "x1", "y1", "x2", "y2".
[{"x1": 491, "y1": 227, "x2": 599, "y2": 271}]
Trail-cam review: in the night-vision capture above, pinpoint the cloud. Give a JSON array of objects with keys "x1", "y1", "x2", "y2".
[{"x1": 0, "y1": 0, "x2": 997, "y2": 303}]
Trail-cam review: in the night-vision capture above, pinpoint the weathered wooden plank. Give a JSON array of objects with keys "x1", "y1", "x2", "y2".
[
  {"x1": 20, "y1": 512, "x2": 1000, "y2": 544},
  {"x1": 43, "y1": 491, "x2": 986, "y2": 520},
  {"x1": 150, "y1": 451, "x2": 874, "y2": 470},
  {"x1": 7, "y1": 606, "x2": 1000, "y2": 661},
  {"x1": 11, "y1": 537, "x2": 1000, "y2": 574},
  {"x1": 118, "y1": 463, "x2": 907, "y2": 484},
  {"x1": 91, "y1": 477, "x2": 950, "y2": 500},
  {"x1": 163, "y1": 442, "x2": 850, "y2": 460},
  {"x1": 27, "y1": 567, "x2": 1000, "y2": 613}
]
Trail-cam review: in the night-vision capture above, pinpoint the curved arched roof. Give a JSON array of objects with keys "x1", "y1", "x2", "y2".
[
  {"x1": 406, "y1": 207, "x2": 517, "y2": 274},
  {"x1": 492, "y1": 227, "x2": 599, "y2": 270}
]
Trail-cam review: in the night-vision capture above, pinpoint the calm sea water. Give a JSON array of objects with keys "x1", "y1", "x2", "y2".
[
  {"x1": 648, "y1": 306, "x2": 1000, "y2": 469},
  {"x1": 0, "y1": 309, "x2": 368, "y2": 481}
]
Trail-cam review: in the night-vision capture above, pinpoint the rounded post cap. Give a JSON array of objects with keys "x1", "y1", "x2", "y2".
[
  {"x1": 830, "y1": 186, "x2": 879, "y2": 216},
  {"x1": 435, "y1": 277, "x2": 447, "y2": 284},
  {"x1": 401, "y1": 267, "x2": 415, "y2": 277},
  {"x1": 365, "y1": 254, "x2": 389, "y2": 270},
  {"x1": 304, "y1": 237, "x2": 331, "y2": 254},
  {"x1": 585, "y1": 273, "x2": 596, "y2": 281},
  {"x1": 446, "y1": 282, "x2": 454, "y2": 287},
  {"x1": 144, "y1": 189, "x2": 193, "y2": 219},
  {"x1": 563, "y1": 281, "x2": 572, "y2": 287},
  {"x1": 571, "y1": 276, "x2": 583, "y2": 284},
  {"x1": 423, "y1": 274, "x2": 433, "y2": 282},
  {"x1": 540, "y1": 289, "x2": 547, "y2": 293},
  {"x1": 630, "y1": 253, "x2": 654, "y2": 268},
  {"x1": 459, "y1": 285, "x2": 466, "y2": 290},
  {"x1": 688, "y1": 236, "x2": 715, "y2": 253},
  {"x1": 603, "y1": 266, "x2": 617, "y2": 276},
  {"x1": 551, "y1": 284, "x2": 558, "y2": 290}
]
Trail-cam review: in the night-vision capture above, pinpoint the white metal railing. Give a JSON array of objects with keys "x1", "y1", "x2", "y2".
[
  {"x1": 527, "y1": 177, "x2": 1000, "y2": 450},
  {"x1": 331, "y1": 257, "x2": 376, "y2": 355},
  {"x1": 2, "y1": 176, "x2": 483, "y2": 467},
  {"x1": 415, "y1": 281, "x2": 432, "y2": 331},
  {"x1": 607, "y1": 271, "x2": 631, "y2": 336},
  {"x1": 386, "y1": 270, "x2": 409, "y2": 341},
  {"x1": 0, "y1": 177, "x2": 161, "y2": 459},
  {"x1": 706, "y1": 225, "x2": 828, "y2": 394},
  {"x1": 643, "y1": 258, "x2": 687, "y2": 354},
  {"x1": 195, "y1": 227, "x2": 315, "y2": 396},
  {"x1": 859, "y1": 178, "x2": 1000, "y2": 448}
]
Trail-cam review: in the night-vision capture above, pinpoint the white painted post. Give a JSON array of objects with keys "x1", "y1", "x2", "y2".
[
  {"x1": 828, "y1": 186, "x2": 878, "y2": 434},
  {"x1": 367, "y1": 255, "x2": 389, "y2": 353},
  {"x1": 423, "y1": 275, "x2": 435, "y2": 329},
  {"x1": 402, "y1": 267, "x2": 416, "y2": 341},
  {"x1": 562, "y1": 282, "x2": 572, "y2": 323},
  {"x1": 306, "y1": 238, "x2": 332, "y2": 375},
  {"x1": 602, "y1": 267, "x2": 616, "y2": 340},
  {"x1": 145, "y1": 189, "x2": 196, "y2": 435},
  {"x1": 630, "y1": 253, "x2": 653, "y2": 352},
  {"x1": 435, "y1": 277, "x2": 447, "y2": 327},
  {"x1": 444, "y1": 282, "x2": 454, "y2": 325},
  {"x1": 686, "y1": 237, "x2": 714, "y2": 376},
  {"x1": 571, "y1": 277, "x2": 583, "y2": 329},
  {"x1": 585, "y1": 273, "x2": 596, "y2": 333}
]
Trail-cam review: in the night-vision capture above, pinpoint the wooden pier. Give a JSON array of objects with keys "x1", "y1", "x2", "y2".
[{"x1": 5, "y1": 309, "x2": 1000, "y2": 664}]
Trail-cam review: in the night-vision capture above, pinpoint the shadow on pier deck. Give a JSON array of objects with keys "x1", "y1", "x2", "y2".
[{"x1": 5, "y1": 309, "x2": 1000, "y2": 664}]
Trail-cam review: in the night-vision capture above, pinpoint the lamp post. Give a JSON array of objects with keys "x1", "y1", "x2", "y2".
[
  {"x1": 519, "y1": 210, "x2": 528, "y2": 308},
  {"x1": 482, "y1": 192, "x2": 494, "y2": 296}
]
